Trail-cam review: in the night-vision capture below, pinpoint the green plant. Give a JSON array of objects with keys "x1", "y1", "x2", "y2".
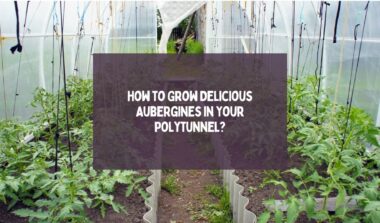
[
  {"x1": 202, "y1": 185, "x2": 233, "y2": 223},
  {"x1": 257, "y1": 76, "x2": 380, "y2": 223},
  {"x1": 161, "y1": 174, "x2": 181, "y2": 195},
  {"x1": 166, "y1": 38, "x2": 204, "y2": 54},
  {"x1": 205, "y1": 184, "x2": 224, "y2": 198},
  {"x1": 167, "y1": 40, "x2": 177, "y2": 54},
  {"x1": 0, "y1": 77, "x2": 148, "y2": 222},
  {"x1": 185, "y1": 39, "x2": 204, "y2": 54}
]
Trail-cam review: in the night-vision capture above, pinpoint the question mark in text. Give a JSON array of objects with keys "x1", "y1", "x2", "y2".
[{"x1": 220, "y1": 121, "x2": 225, "y2": 132}]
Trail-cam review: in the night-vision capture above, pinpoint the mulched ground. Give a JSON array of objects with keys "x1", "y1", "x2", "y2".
[{"x1": 157, "y1": 170, "x2": 221, "y2": 223}]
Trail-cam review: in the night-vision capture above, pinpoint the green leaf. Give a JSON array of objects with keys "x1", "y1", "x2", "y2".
[
  {"x1": 342, "y1": 217, "x2": 360, "y2": 223},
  {"x1": 335, "y1": 187, "x2": 347, "y2": 216},
  {"x1": 33, "y1": 190, "x2": 44, "y2": 199},
  {"x1": 279, "y1": 190, "x2": 288, "y2": 198},
  {"x1": 139, "y1": 188, "x2": 149, "y2": 201},
  {"x1": 257, "y1": 211, "x2": 270, "y2": 223},
  {"x1": 311, "y1": 210, "x2": 329, "y2": 221},
  {"x1": 6, "y1": 180, "x2": 19, "y2": 192},
  {"x1": 364, "y1": 188, "x2": 378, "y2": 201},
  {"x1": 366, "y1": 134, "x2": 380, "y2": 147},
  {"x1": 134, "y1": 176, "x2": 146, "y2": 184},
  {"x1": 100, "y1": 204, "x2": 106, "y2": 218},
  {"x1": 58, "y1": 206, "x2": 73, "y2": 220},
  {"x1": 35, "y1": 199, "x2": 54, "y2": 207},
  {"x1": 125, "y1": 185, "x2": 135, "y2": 197},
  {"x1": 306, "y1": 171, "x2": 321, "y2": 182},
  {"x1": 287, "y1": 168, "x2": 303, "y2": 178},
  {"x1": 274, "y1": 209, "x2": 283, "y2": 223},
  {"x1": 364, "y1": 201, "x2": 380, "y2": 212},
  {"x1": 305, "y1": 196, "x2": 315, "y2": 218},
  {"x1": 369, "y1": 211, "x2": 380, "y2": 223},
  {"x1": 287, "y1": 199, "x2": 299, "y2": 223},
  {"x1": 111, "y1": 202, "x2": 121, "y2": 213},
  {"x1": 7, "y1": 198, "x2": 18, "y2": 211},
  {"x1": 13, "y1": 209, "x2": 49, "y2": 219}
]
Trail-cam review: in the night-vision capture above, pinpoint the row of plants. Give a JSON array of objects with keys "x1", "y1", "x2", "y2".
[
  {"x1": 0, "y1": 77, "x2": 149, "y2": 222},
  {"x1": 249, "y1": 76, "x2": 380, "y2": 223},
  {"x1": 167, "y1": 39, "x2": 204, "y2": 54}
]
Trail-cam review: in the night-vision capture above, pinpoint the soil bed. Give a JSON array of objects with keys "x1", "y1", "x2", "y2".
[
  {"x1": 158, "y1": 170, "x2": 221, "y2": 223},
  {"x1": 0, "y1": 203, "x2": 29, "y2": 223},
  {"x1": 0, "y1": 171, "x2": 151, "y2": 223},
  {"x1": 87, "y1": 170, "x2": 151, "y2": 223},
  {"x1": 234, "y1": 155, "x2": 320, "y2": 223},
  {"x1": 235, "y1": 169, "x2": 315, "y2": 223}
]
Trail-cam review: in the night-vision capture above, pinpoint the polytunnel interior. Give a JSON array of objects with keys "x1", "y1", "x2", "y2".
[
  {"x1": 0, "y1": 1, "x2": 379, "y2": 124},
  {"x1": 0, "y1": 1, "x2": 380, "y2": 223}
]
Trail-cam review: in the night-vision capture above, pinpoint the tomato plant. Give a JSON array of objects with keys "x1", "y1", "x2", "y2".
[
  {"x1": 258, "y1": 76, "x2": 380, "y2": 223},
  {"x1": 0, "y1": 77, "x2": 148, "y2": 222}
]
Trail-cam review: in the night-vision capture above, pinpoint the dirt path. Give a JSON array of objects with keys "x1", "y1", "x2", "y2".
[{"x1": 157, "y1": 170, "x2": 221, "y2": 223}]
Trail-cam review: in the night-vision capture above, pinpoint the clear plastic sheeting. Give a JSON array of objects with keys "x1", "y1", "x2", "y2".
[
  {"x1": 0, "y1": 1, "x2": 157, "y2": 120},
  {"x1": 0, "y1": 1, "x2": 379, "y2": 123},
  {"x1": 205, "y1": 1, "x2": 380, "y2": 122},
  {"x1": 107, "y1": 1, "x2": 157, "y2": 53},
  {"x1": 157, "y1": 1, "x2": 206, "y2": 53}
]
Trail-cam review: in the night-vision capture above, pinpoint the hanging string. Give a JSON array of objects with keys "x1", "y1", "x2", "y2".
[
  {"x1": 59, "y1": 1, "x2": 73, "y2": 172},
  {"x1": 300, "y1": 25, "x2": 312, "y2": 76},
  {"x1": 54, "y1": 45, "x2": 62, "y2": 175},
  {"x1": 250, "y1": 1, "x2": 256, "y2": 53},
  {"x1": 23, "y1": 1, "x2": 30, "y2": 29},
  {"x1": 269, "y1": 1, "x2": 276, "y2": 53},
  {"x1": 12, "y1": 1, "x2": 41, "y2": 117},
  {"x1": 314, "y1": 1, "x2": 324, "y2": 79},
  {"x1": 332, "y1": 1, "x2": 350, "y2": 110},
  {"x1": 316, "y1": 1, "x2": 330, "y2": 115},
  {"x1": 73, "y1": 2, "x2": 90, "y2": 75},
  {"x1": 230, "y1": 3, "x2": 235, "y2": 53},
  {"x1": 295, "y1": 2, "x2": 305, "y2": 80},
  {"x1": 260, "y1": 2, "x2": 267, "y2": 53},
  {"x1": 255, "y1": 2, "x2": 261, "y2": 53},
  {"x1": 343, "y1": 1, "x2": 370, "y2": 145},
  {"x1": 52, "y1": 26, "x2": 55, "y2": 92},
  {"x1": 301, "y1": 2, "x2": 320, "y2": 76},
  {"x1": 295, "y1": 23, "x2": 304, "y2": 81},
  {"x1": 345, "y1": 24, "x2": 360, "y2": 113},
  {"x1": 241, "y1": 2, "x2": 247, "y2": 53},
  {"x1": 333, "y1": 1, "x2": 342, "y2": 43},
  {"x1": 52, "y1": 2, "x2": 58, "y2": 93},
  {"x1": 54, "y1": 1, "x2": 63, "y2": 175},
  {"x1": 0, "y1": 26, "x2": 7, "y2": 119},
  {"x1": 271, "y1": 1, "x2": 276, "y2": 29},
  {"x1": 239, "y1": 2, "x2": 243, "y2": 53},
  {"x1": 347, "y1": 2, "x2": 369, "y2": 128},
  {"x1": 135, "y1": 1, "x2": 138, "y2": 53},
  {"x1": 10, "y1": 1, "x2": 22, "y2": 54},
  {"x1": 120, "y1": 2, "x2": 126, "y2": 52},
  {"x1": 86, "y1": 37, "x2": 95, "y2": 78},
  {"x1": 288, "y1": 0, "x2": 295, "y2": 113},
  {"x1": 248, "y1": 2, "x2": 254, "y2": 53},
  {"x1": 11, "y1": 1, "x2": 41, "y2": 116},
  {"x1": 73, "y1": 19, "x2": 84, "y2": 74},
  {"x1": 12, "y1": 0, "x2": 28, "y2": 116}
]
